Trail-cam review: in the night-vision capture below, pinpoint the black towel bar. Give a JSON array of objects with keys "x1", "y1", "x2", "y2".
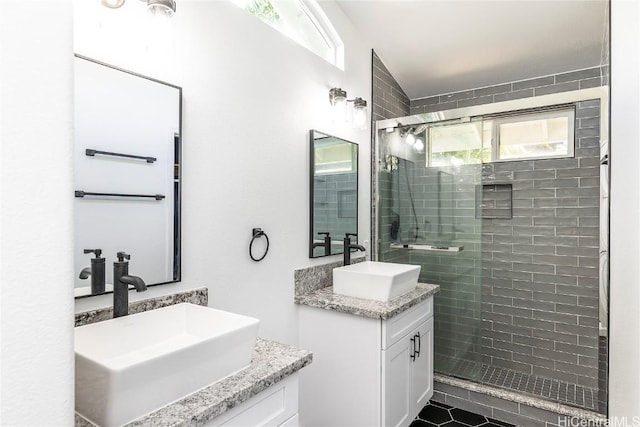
[
  {"x1": 75, "y1": 191, "x2": 165, "y2": 200},
  {"x1": 85, "y1": 149, "x2": 156, "y2": 163}
]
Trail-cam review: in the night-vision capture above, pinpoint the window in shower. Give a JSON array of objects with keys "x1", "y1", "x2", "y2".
[
  {"x1": 425, "y1": 107, "x2": 575, "y2": 166},
  {"x1": 428, "y1": 121, "x2": 490, "y2": 167},
  {"x1": 492, "y1": 108, "x2": 575, "y2": 161}
]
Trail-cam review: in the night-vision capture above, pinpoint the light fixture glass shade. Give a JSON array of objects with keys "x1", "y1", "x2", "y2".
[
  {"x1": 353, "y1": 97, "x2": 367, "y2": 129},
  {"x1": 329, "y1": 88, "x2": 347, "y2": 106},
  {"x1": 147, "y1": 0, "x2": 176, "y2": 17},
  {"x1": 405, "y1": 133, "x2": 416, "y2": 145},
  {"x1": 414, "y1": 139, "x2": 424, "y2": 152},
  {"x1": 101, "y1": 0, "x2": 126, "y2": 8},
  {"x1": 329, "y1": 88, "x2": 347, "y2": 122}
]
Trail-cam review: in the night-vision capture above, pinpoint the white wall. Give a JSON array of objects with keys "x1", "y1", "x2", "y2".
[
  {"x1": 0, "y1": 1, "x2": 75, "y2": 425},
  {"x1": 609, "y1": 0, "x2": 640, "y2": 417},
  {"x1": 73, "y1": 0, "x2": 372, "y2": 345}
]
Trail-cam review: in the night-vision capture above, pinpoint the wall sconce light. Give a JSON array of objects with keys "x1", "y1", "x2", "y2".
[
  {"x1": 147, "y1": 0, "x2": 177, "y2": 17},
  {"x1": 100, "y1": 0, "x2": 177, "y2": 16},
  {"x1": 399, "y1": 124, "x2": 426, "y2": 152},
  {"x1": 329, "y1": 88, "x2": 368, "y2": 129}
]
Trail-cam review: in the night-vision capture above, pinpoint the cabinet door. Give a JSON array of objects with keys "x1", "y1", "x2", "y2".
[
  {"x1": 382, "y1": 333, "x2": 413, "y2": 427},
  {"x1": 412, "y1": 317, "x2": 434, "y2": 411},
  {"x1": 204, "y1": 375, "x2": 298, "y2": 427}
]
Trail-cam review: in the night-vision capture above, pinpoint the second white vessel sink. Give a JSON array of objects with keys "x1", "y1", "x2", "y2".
[
  {"x1": 75, "y1": 303, "x2": 260, "y2": 426},
  {"x1": 333, "y1": 261, "x2": 421, "y2": 302}
]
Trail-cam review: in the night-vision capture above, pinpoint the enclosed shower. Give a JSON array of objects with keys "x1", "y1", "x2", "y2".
[{"x1": 373, "y1": 88, "x2": 609, "y2": 414}]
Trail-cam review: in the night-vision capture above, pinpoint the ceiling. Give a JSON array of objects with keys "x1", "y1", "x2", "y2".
[{"x1": 334, "y1": 0, "x2": 609, "y2": 100}]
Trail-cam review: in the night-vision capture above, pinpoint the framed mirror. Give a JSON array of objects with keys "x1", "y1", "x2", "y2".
[
  {"x1": 74, "y1": 55, "x2": 181, "y2": 298},
  {"x1": 309, "y1": 130, "x2": 358, "y2": 258}
]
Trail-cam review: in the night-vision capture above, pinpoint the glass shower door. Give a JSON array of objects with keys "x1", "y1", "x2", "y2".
[{"x1": 376, "y1": 120, "x2": 485, "y2": 381}]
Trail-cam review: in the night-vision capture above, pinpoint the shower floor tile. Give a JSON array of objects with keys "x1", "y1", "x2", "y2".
[
  {"x1": 444, "y1": 358, "x2": 599, "y2": 412},
  {"x1": 412, "y1": 400, "x2": 515, "y2": 427}
]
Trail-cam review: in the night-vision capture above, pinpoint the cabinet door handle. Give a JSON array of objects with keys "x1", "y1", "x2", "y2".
[
  {"x1": 415, "y1": 332, "x2": 421, "y2": 358},
  {"x1": 410, "y1": 335, "x2": 416, "y2": 361}
]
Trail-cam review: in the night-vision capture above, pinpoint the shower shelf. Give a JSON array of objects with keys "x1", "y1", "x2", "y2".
[{"x1": 390, "y1": 243, "x2": 464, "y2": 252}]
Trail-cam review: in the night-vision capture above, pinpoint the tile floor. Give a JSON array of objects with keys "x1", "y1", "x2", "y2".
[
  {"x1": 411, "y1": 400, "x2": 515, "y2": 427},
  {"x1": 442, "y1": 357, "x2": 597, "y2": 411}
]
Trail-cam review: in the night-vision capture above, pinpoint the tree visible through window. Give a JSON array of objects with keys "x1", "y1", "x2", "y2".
[{"x1": 230, "y1": 0, "x2": 344, "y2": 69}]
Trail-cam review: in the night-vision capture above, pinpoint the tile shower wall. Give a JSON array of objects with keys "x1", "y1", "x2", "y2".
[
  {"x1": 372, "y1": 50, "x2": 411, "y2": 261},
  {"x1": 313, "y1": 172, "x2": 357, "y2": 252},
  {"x1": 478, "y1": 104, "x2": 601, "y2": 389},
  {"x1": 410, "y1": 67, "x2": 607, "y2": 115},
  {"x1": 376, "y1": 65, "x2": 606, "y2": 408},
  {"x1": 372, "y1": 50, "x2": 410, "y2": 121}
]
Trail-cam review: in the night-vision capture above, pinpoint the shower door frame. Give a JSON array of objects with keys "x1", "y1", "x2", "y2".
[
  {"x1": 372, "y1": 86, "x2": 609, "y2": 261},
  {"x1": 371, "y1": 86, "x2": 610, "y2": 402}
]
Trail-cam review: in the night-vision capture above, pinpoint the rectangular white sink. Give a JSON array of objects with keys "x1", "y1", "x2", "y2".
[
  {"x1": 75, "y1": 303, "x2": 260, "y2": 426},
  {"x1": 333, "y1": 261, "x2": 421, "y2": 302}
]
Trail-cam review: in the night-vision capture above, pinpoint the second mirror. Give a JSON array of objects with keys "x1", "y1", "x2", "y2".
[{"x1": 309, "y1": 130, "x2": 358, "y2": 258}]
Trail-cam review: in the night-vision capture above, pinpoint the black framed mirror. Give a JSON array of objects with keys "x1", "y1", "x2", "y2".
[
  {"x1": 74, "y1": 55, "x2": 181, "y2": 298},
  {"x1": 309, "y1": 130, "x2": 358, "y2": 258}
]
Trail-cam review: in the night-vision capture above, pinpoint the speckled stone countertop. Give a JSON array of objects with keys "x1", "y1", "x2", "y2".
[
  {"x1": 75, "y1": 338, "x2": 312, "y2": 427},
  {"x1": 75, "y1": 287, "x2": 208, "y2": 326},
  {"x1": 295, "y1": 282, "x2": 439, "y2": 320}
]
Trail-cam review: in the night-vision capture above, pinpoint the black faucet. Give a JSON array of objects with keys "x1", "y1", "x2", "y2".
[
  {"x1": 113, "y1": 252, "x2": 147, "y2": 318},
  {"x1": 79, "y1": 249, "x2": 106, "y2": 295},
  {"x1": 313, "y1": 232, "x2": 332, "y2": 256},
  {"x1": 343, "y1": 233, "x2": 365, "y2": 266}
]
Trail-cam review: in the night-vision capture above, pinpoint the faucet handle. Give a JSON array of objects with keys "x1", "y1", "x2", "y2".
[
  {"x1": 84, "y1": 248, "x2": 102, "y2": 258},
  {"x1": 116, "y1": 252, "x2": 131, "y2": 262},
  {"x1": 317, "y1": 232, "x2": 330, "y2": 237}
]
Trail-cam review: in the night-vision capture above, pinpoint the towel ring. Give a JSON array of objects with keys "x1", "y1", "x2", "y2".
[{"x1": 249, "y1": 228, "x2": 269, "y2": 262}]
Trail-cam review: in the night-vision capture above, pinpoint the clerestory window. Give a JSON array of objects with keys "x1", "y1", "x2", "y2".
[
  {"x1": 230, "y1": 0, "x2": 344, "y2": 69},
  {"x1": 426, "y1": 107, "x2": 576, "y2": 167}
]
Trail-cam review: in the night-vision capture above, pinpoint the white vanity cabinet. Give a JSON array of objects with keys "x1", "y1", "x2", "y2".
[
  {"x1": 204, "y1": 375, "x2": 299, "y2": 427},
  {"x1": 299, "y1": 297, "x2": 434, "y2": 427}
]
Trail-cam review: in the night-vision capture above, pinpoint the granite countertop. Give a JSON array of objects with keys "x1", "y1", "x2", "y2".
[
  {"x1": 295, "y1": 282, "x2": 440, "y2": 319},
  {"x1": 75, "y1": 338, "x2": 312, "y2": 427}
]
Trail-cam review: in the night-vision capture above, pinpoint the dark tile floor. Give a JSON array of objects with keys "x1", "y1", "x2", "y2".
[{"x1": 411, "y1": 400, "x2": 515, "y2": 427}]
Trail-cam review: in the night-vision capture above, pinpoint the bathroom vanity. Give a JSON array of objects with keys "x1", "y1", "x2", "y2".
[
  {"x1": 296, "y1": 282, "x2": 439, "y2": 427},
  {"x1": 75, "y1": 289, "x2": 312, "y2": 427}
]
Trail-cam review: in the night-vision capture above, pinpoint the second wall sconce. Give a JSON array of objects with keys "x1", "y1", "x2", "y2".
[{"x1": 329, "y1": 87, "x2": 367, "y2": 129}]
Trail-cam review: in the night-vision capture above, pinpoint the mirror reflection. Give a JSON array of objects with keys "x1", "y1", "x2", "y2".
[
  {"x1": 309, "y1": 130, "x2": 358, "y2": 258},
  {"x1": 74, "y1": 55, "x2": 181, "y2": 298}
]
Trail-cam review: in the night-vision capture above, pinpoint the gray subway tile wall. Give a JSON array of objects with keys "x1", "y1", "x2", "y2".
[
  {"x1": 374, "y1": 62, "x2": 607, "y2": 412},
  {"x1": 410, "y1": 66, "x2": 607, "y2": 116},
  {"x1": 372, "y1": 50, "x2": 411, "y2": 261},
  {"x1": 312, "y1": 172, "x2": 357, "y2": 255},
  {"x1": 372, "y1": 51, "x2": 410, "y2": 121}
]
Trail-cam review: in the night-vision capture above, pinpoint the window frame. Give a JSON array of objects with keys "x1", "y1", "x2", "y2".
[
  {"x1": 491, "y1": 107, "x2": 576, "y2": 162},
  {"x1": 230, "y1": 0, "x2": 344, "y2": 69}
]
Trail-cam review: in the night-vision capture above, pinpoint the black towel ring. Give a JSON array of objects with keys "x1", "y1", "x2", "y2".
[{"x1": 249, "y1": 228, "x2": 270, "y2": 262}]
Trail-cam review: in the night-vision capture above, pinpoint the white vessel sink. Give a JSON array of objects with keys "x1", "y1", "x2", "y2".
[
  {"x1": 333, "y1": 261, "x2": 421, "y2": 302},
  {"x1": 75, "y1": 303, "x2": 260, "y2": 426}
]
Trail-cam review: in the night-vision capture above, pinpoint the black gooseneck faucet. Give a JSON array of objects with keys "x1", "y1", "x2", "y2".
[
  {"x1": 343, "y1": 233, "x2": 365, "y2": 266},
  {"x1": 313, "y1": 232, "x2": 332, "y2": 256},
  {"x1": 113, "y1": 252, "x2": 147, "y2": 318},
  {"x1": 79, "y1": 248, "x2": 106, "y2": 295}
]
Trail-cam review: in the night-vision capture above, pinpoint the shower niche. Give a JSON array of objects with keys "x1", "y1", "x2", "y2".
[{"x1": 475, "y1": 183, "x2": 513, "y2": 219}]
